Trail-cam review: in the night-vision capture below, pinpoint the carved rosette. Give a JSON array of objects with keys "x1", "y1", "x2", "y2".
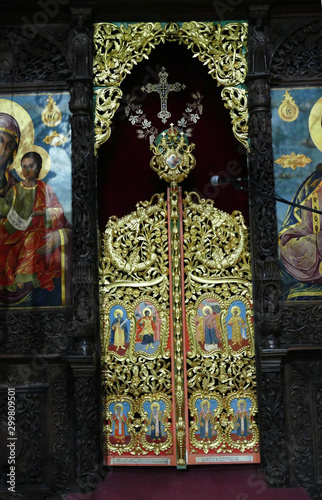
[{"x1": 93, "y1": 21, "x2": 248, "y2": 152}]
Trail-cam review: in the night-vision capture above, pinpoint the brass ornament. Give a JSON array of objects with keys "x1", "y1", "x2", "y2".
[
  {"x1": 100, "y1": 193, "x2": 168, "y2": 283},
  {"x1": 94, "y1": 86, "x2": 123, "y2": 151},
  {"x1": 124, "y1": 91, "x2": 204, "y2": 144},
  {"x1": 141, "y1": 66, "x2": 186, "y2": 124},
  {"x1": 41, "y1": 95, "x2": 62, "y2": 127},
  {"x1": 275, "y1": 152, "x2": 312, "y2": 170},
  {"x1": 42, "y1": 131, "x2": 68, "y2": 147},
  {"x1": 168, "y1": 186, "x2": 187, "y2": 466},
  {"x1": 183, "y1": 192, "x2": 251, "y2": 276},
  {"x1": 150, "y1": 125, "x2": 196, "y2": 186},
  {"x1": 93, "y1": 21, "x2": 248, "y2": 153},
  {"x1": 221, "y1": 86, "x2": 249, "y2": 150},
  {"x1": 278, "y1": 90, "x2": 299, "y2": 122}
]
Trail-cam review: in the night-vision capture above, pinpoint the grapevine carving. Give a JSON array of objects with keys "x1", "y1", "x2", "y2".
[
  {"x1": 271, "y1": 20, "x2": 322, "y2": 81},
  {"x1": 0, "y1": 27, "x2": 71, "y2": 84}
]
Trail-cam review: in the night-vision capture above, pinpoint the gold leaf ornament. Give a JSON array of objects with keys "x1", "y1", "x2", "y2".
[
  {"x1": 278, "y1": 90, "x2": 299, "y2": 122},
  {"x1": 275, "y1": 152, "x2": 312, "y2": 170}
]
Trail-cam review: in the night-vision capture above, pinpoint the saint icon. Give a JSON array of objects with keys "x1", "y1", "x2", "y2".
[
  {"x1": 135, "y1": 302, "x2": 161, "y2": 353},
  {"x1": 166, "y1": 152, "x2": 181, "y2": 170},
  {"x1": 148, "y1": 402, "x2": 164, "y2": 442},
  {"x1": 227, "y1": 304, "x2": 247, "y2": 350},
  {"x1": 112, "y1": 403, "x2": 127, "y2": 442},
  {"x1": 198, "y1": 400, "x2": 215, "y2": 440},
  {"x1": 109, "y1": 307, "x2": 129, "y2": 353},
  {"x1": 231, "y1": 398, "x2": 252, "y2": 441},
  {"x1": 195, "y1": 303, "x2": 222, "y2": 352}
]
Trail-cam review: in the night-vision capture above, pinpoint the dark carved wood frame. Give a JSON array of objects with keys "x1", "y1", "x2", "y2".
[
  {"x1": 0, "y1": 7, "x2": 104, "y2": 498},
  {"x1": 0, "y1": 2, "x2": 321, "y2": 498},
  {"x1": 248, "y1": 7, "x2": 322, "y2": 500}
]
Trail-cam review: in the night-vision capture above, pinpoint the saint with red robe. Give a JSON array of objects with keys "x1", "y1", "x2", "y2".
[
  {"x1": 136, "y1": 307, "x2": 157, "y2": 350},
  {"x1": 112, "y1": 403, "x2": 127, "y2": 441},
  {"x1": 0, "y1": 152, "x2": 67, "y2": 293}
]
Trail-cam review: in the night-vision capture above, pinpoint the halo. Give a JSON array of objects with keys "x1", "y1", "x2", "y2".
[
  {"x1": 12, "y1": 145, "x2": 51, "y2": 181},
  {"x1": 202, "y1": 305, "x2": 212, "y2": 316},
  {"x1": 309, "y1": 97, "x2": 322, "y2": 151},
  {"x1": 237, "y1": 398, "x2": 247, "y2": 409},
  {"x1": 0, "y1": 98, "x2": 35, "y2": 152},
  {"x1": 151, "y1": 402, "x2": 160, "y2": 410},
  {"x1": 143, "y1": 307, "x2": 152, "y2": 316},
  {"x1": 114, "y1": 308, "x2": 123, "y2": 318},
  {"x1": 231, "y1": 306, "x2": 241, "y2": 316},
  {"x1": 115, "y1": 403, "x2": 123, "y2": 412},
  {"x1": 201, "y1": 399, "x2": 210, "y2": 409}
]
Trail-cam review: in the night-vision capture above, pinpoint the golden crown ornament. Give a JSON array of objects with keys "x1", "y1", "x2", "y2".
[{"x1": 149, "y1": 124, "x2": 196, "y2": 186}]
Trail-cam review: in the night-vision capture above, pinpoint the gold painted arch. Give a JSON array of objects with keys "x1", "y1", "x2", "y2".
[{"x1": 93, "y1": 21, "x2": 248, "y2": 153}]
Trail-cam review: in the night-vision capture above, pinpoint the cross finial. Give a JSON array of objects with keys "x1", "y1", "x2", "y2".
[{"x1": 142, "y1": 67, "x2": 186, "y2": 124}]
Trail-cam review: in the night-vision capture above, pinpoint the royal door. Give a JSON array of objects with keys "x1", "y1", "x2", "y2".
[{"x1": 99, "y1": 125, "x2": 259, "y2": 467}]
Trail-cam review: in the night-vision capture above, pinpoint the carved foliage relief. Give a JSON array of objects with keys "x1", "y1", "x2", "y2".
[
  {"x1": 0, "y1": 27, "x2": 71, "y2": 84},
  {"x1": 99, "y1": 189, "x2": 260, "y2": 465},
  {"x1": 285, "y1": 359, "x2": 322, "y2": 500},
  {"x1": 271, "y1": 20, "x2": 322, "y2": 82},
  {"x1": 0, "y1": 364, "x2": 73, "y2": 495},
  {"x1": 93, "y1": 21, "x2": 249, "y2": 152},
  {"x1": 100, "y1": 193, "x2": 175, "y2": 464},
  {"x1": 183, "y1": 193, "x2": 259, "y2": 462}
]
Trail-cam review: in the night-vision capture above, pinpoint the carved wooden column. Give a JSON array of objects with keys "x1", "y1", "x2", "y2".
[
  {"x1": 68, "y1": 6, "x2": 98, "y2": 355},
  {"x1": 67, "y1": 5, "x2": 103, "y2": 493},
  {"x1": 269, "y1": 17, "x2": 322, "y2": 499},
  {"x1": 247, "y1": 5, "x2": 288, "y2": 487}
]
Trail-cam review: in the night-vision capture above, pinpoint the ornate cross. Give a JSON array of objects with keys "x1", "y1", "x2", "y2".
[{"x1": 142, "y1": 67, "x2": 186, "y2": 124}]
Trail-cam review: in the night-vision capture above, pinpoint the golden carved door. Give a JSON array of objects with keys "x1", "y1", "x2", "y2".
[{"x1": 100, "y1": 127, "x2": 259, "y2": 467}]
